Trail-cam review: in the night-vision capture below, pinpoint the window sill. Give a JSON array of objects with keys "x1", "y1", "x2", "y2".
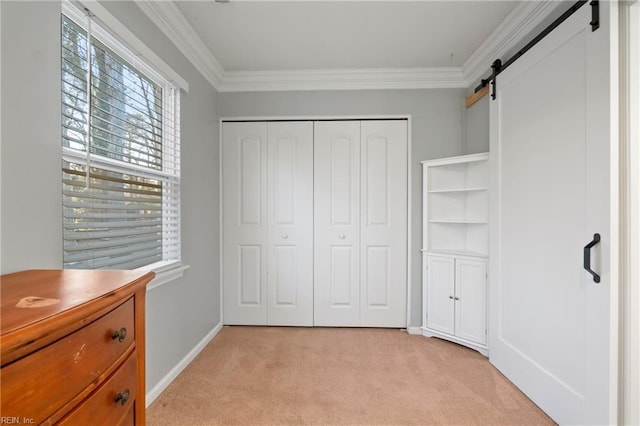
[{"x1": 137, "y1": 261, "x2": 190, "y2": 292}]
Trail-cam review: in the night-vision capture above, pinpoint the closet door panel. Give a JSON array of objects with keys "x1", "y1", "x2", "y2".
[
  {"x1": 273, "y1": 246, "x2": 297, "y2": 305},
  {"x1": 239, "y1": 139, "x2": 263, "y2": 225},
  {"x1": 238, "y1": 245, "x2": 263, "y2": 305},
  {"x1": 330, "y1": 246, "x2": 356, "y2": 305},
  {"x1": 314, "y1": 121, "x2": 361, "y2": 326},
  {"x1": 366, "y1": 246, "x2": 390, "y2": 306},
  {"x1": 364, "y1": 135, "x2": 390, "y2": 227},
  {"x1": 222, "y1": 122, "x2": 268, "y2": 325},
  {"x1": 267, "y1": 122, "x2": 314, "y2": 326},
  {"x1": 360, "y1": 120, "x2": 407, "y2": 327}
]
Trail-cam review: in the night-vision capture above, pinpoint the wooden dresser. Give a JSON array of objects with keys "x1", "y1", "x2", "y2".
[{"x1": 0, "y1": 269, "x2": 154, "y2": 425}]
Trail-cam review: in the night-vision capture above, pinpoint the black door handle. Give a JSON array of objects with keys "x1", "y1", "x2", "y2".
[{"x1": 583, "y1": 233, "x2": 601, "y2": 283}]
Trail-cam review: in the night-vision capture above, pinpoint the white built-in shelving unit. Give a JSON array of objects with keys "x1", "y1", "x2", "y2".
[{"x1": 421, "y1": 152, "x2": 489, "y2": 355}]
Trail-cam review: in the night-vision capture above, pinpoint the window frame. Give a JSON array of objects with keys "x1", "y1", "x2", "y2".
[{"x1": 61, "y1": 1, "x2": 187, "y2": 285}]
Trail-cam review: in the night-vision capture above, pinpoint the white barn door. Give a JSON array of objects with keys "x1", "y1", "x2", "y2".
[{"x1": 489, "y1": 3, "x2": 615, "y2": 424}]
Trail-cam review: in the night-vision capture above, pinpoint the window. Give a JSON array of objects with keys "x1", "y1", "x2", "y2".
[{"x1": 61, "y1": 9, "x2": 181, "y2": 271}]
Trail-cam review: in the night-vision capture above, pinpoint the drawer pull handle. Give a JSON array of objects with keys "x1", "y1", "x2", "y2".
[
  {"x1": 115, "y1": 389, "x2": 130, "y2": 406},
  {"x1": 111, "y1": 327, "x2": 127, "y2": 342}
]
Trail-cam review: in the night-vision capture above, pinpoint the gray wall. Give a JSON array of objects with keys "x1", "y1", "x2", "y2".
[
  {"x1": 1, "y1": 1, "x2": 62, "y2": 272},
  {"x1": 463, "y1": 95, "x2": 490, "y2": 154},
  {"x1": 219, "y1": 89, "x2": 466, "y2": 326},
  {"x1": 0, "y1": 1, "x2": 221, "y2": 395},
  {"x1": 462, "y1": 1, "x2": 572, "y2": 156}
]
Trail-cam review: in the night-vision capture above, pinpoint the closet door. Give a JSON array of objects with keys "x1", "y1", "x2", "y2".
[
  {"x1": 314, "y1": 120, "x2": 408, "y2": 327},
  {"x1": 314, "y1": 121, "x2": 361, "y2": 326},
  {"x1": 360, "y1": 120, "x2": 407, "y2": 327},
  {"x1": 222, "y1": 122, "x2": 268, "y2": 325},
  {"x1": 267, "y1": 122, "x2": 314, "y2": 326}
]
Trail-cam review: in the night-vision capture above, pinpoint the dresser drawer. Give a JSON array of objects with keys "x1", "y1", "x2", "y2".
[
  {"x1": 59, "y1": 352, "x2": 138, "y2": 426},
  {"x1": 0, "y1": 297, "x2": 135, "y2": 423}
]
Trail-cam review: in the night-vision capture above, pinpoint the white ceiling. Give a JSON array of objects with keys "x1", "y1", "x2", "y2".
[
  {"x1": 136, "y1": 1, "x2": 558, "y2": 91},
  {"x1": 176, "y1": 1, "x2": 519, "y2": 72}
]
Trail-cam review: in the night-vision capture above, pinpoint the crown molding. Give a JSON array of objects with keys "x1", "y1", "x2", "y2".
[
  {"x1": 137, "y1": 0, "x2": 562, "y2": 92},
  {"x1": 461, "y1": 0, "x2": 563, "y2": 87},
  {"x1": 136, "y1": 0, "x2": 225, "y2": 89},
  {"x1": 219, "y1": 68, "x2": 467, "y2": 92}
]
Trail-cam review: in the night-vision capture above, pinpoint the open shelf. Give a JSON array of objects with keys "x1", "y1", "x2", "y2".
[
  {"x1": 427, "y1": 156, "x2": 488, "y2": 193},
  {"x1": 428, "y1": 187, "x2": 488, "y2": 193},
  {"x1": 426, "y1": 221, "x2": 488, "y2": 256},
  {"x1": 422, "y1": 249, "x2": 489, "y2": 259},
  {"x1": 422, "y1": 153, "x2": 489, "y2": 257},
  {"x1": 428, "y1": 220, "x2": 488, "y2": 224}
]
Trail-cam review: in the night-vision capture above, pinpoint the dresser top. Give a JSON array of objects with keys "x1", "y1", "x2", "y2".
[{"x1": 1, "y1": 269, "x2": 154, "y2": 363}]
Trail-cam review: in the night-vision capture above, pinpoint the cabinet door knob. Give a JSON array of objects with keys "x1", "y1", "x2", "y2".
[
  {"x1": 455, "y1": 297, "x2": 460, "y2": 301},
  {"x1": 111, "y1": 327, "x2": 127, "y2": 342},
  {"x1": 338, "y1": 234, "x2": 346, "y2": 240},
  {"x1": 281, "y1": 234, "x2": 288, "y2": 239},
  {"x1": 448, "y1": 296, "x2": 454, "y2": 299},
  {"x1": 115, "y1": 389, "x2": 130, "y2": 406}
]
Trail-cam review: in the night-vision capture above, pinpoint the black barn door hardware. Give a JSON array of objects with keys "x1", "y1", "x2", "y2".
[
  {"x1": 473, "y1": 0, "x2": 599, "y2": 99},
  {"x1": 490, "y1": 59, "x2": 501, "y2": 100},
  {"x1": 590, "y1": 1, "x2": 600, "y2": 31},
  {"x1": 583, "y1": 233, "x2": 601, "y2": 283}
]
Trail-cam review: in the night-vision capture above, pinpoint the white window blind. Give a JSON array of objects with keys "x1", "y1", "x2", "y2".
[{"x1": 61, "y1": 12, "x2": 181, "y2": 270}]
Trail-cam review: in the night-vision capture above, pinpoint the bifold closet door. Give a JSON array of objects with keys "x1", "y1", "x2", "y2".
[
  {"x1": 314, "y1": 120, "x2": 407, "y2": 327},
  {"x1": 314, "y1": 121, "x2": 361, "y2": 326},
  {"x1": 222, "y1": 122, "x2": 268, "y2": 325},
  {"x1": 222, "y1": 121, "x2": 313, "y2": 326},
  {"x1": 266, "y1": 122, "x2": 314, "y2": 326},
  {"x1": 360, "y1": 121, "x2": 407, "y2": 327}
]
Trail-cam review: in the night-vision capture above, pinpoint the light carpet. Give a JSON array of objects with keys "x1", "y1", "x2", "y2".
[{"x1": 146, "y1": 326, "x2": 554, "y2": 425}]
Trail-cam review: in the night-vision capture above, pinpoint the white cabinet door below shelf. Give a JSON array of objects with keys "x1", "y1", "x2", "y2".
[
  {"x1": 426, "y1": 255, "x2": 455, "y2": 335},
  {"x1": 454, "y1": 259, "x2": 487, "y2": 345}
]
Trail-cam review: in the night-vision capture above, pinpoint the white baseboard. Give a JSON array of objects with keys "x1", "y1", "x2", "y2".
[
  {"x1": 406, "y1": 326, "x2": 423, "y2": 335},
  {"x1": 146, "y1": 322, "x2": 224, "y2": 407}
]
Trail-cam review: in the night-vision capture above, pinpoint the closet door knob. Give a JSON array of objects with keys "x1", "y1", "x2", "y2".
[
  {"x1": 338, "y1": 234, "x2": 346, "y2": 240},
  {"x1": 281, "y1": 234, "x2": 288, "y2": 239}
]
